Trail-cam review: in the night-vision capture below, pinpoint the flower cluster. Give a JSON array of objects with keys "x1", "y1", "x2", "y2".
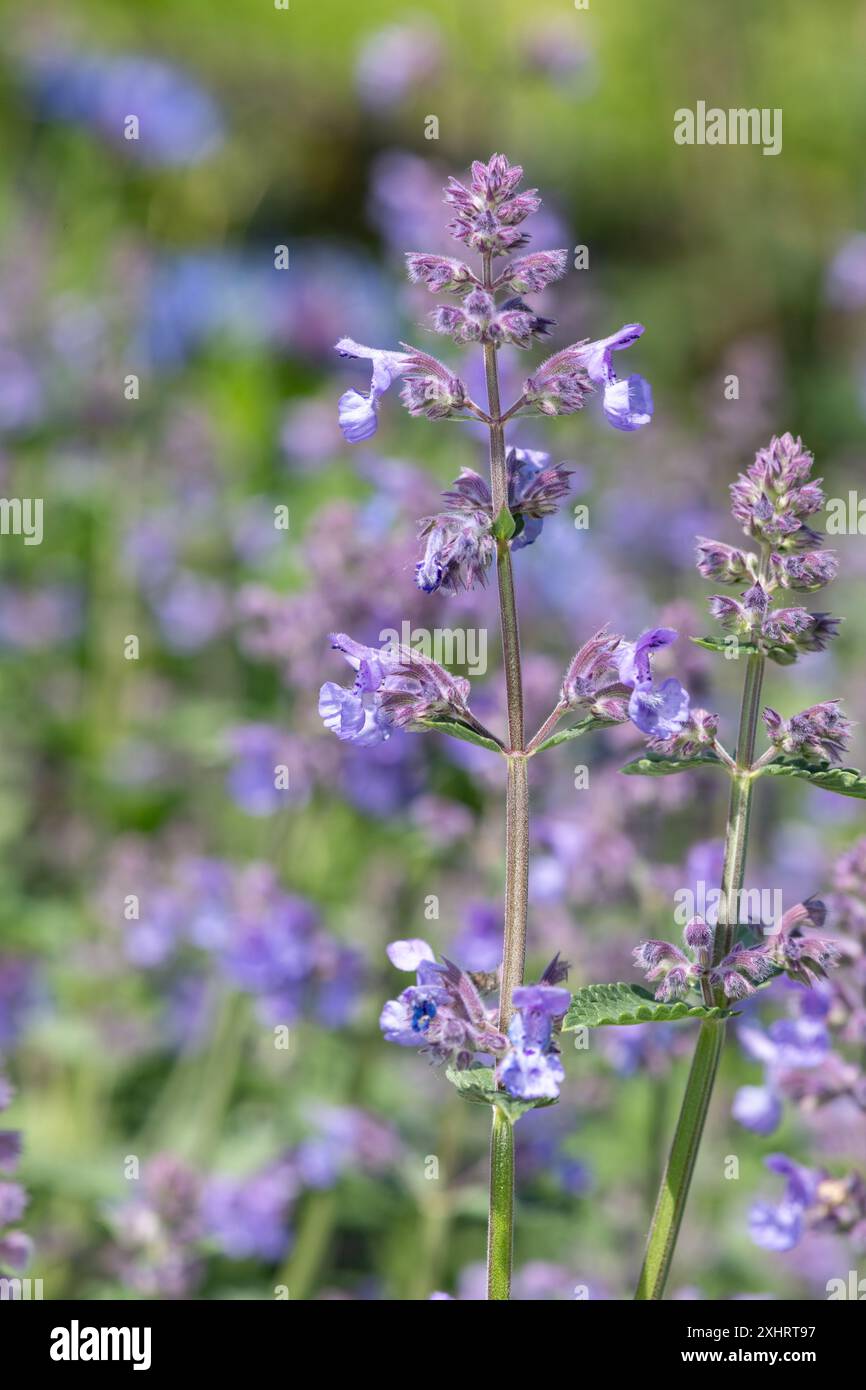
[
  {"x1": 762, "y1": 701, "x2": 854, "y2": 766},
  {"x1": 379, "y1": 938, "x2": 509, "y2": 1068},
  {"x1": 558, "y1": 625, "x2": 692, "y2": 739},
  {"x1": 633, "y1": 898, "x2": 840, "y2": 1005},
  {"x1": 379, "y1": 940, "x2": 571, "y2": 1100},
  {"x1": 319, "y1": 632, "x2": 480, "y2": 745},
  {"x1": 697, "y1": 434, "x2": 842, "y2": 663},
  {"x1": 335, "y1": 153, "x2": 653, "y2": 441},
  {"x1": 415, "y1": 447, "x2": 572, "y2": 594}
]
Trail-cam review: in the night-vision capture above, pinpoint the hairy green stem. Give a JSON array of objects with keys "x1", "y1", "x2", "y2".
[
  {"x1": 635, "y1": 648, "x2": 765, "y2": 1299},
  {"x1": 481, "y1": 251, "x2": 529, "y2": 1301},
  {"x1": 486, "y1": 1106, "x2": 516, "y2": 1300}
]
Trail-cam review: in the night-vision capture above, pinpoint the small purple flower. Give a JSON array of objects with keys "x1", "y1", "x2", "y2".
[
  {"x1": 613, "y1": 628, "x2": 690, "y2": 738},
  {"x1": 730, "y1": 434, "x2": 824, "y2": 548},
  {"x1": 497, "y1": 250, "x2": 568, "y2": 294},
  {"x1": 201, "y1": 1160, "x2": 296, "y2": 1262},
  {"x1": 763, "y1": 701, "x2": 853, "y2": 766},
  {"x1": 560, "y1": 627, "x2": 627, "y2": 718},
  {"x1": 523, "y1": 324, "x2": 653, "y2": 431},
  {"x1": 334, "y1": 337, "x2": 411, "y2": 442},
  {"x1": 319, "y1": 632, "x2": 475, "y2": 745},
  {"x1": 499, "y1": 957, "x2": 571, "y2": 1101},
  {"x1": 380, "y1": 939, "x2": 508, "y2": 1067}
]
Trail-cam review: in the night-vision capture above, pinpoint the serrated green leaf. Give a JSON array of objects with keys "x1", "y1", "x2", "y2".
[
  {"x1": 534, "y1": 715, "x2": 619, "y2": 753},
  {"x1": 418, "y1": 719, "x2": 503, "y2": 754},
  {"x1": 492, "y1": 505, "x2": 516, "y2": 541},
  {"x1": 562, "y1": 982, "x2": 730, "y2": 1030},
  {"x1": 620, "y1": 751, "x2": 724, "y2": 776},
  {"x1": 758, "y1": 757, "x2": 866, "y2": 799},
  {"x1": 445, "y1": 1065, "x2": 556, "y2": 1123}
]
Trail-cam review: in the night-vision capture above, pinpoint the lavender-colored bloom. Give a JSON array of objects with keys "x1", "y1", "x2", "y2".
[
  {"x1": 380, "y1": 939, "x2": 508, "y2": 1066},
  {"x1": 768, "y1": 899, "x2": 841, "y2": 986},
  {"x1": 107, "y1": 1154, "x2": 202, "y2": 1297},
  {"x1": 499, "y1": 958, "x2": 571, "y2": 1101},
  {"x1": 695, "y1": 537, "x2": 756, "y2": 585},
  {"x1": 498, "y1": 250, "x2": 569, "y2": 294},
  {"x1": 634, "y1": 920, "x2": 774, "y2": 1003},
  {"x1": 762, "y1": 701, "x2": 853, "y2": 765},
  {"x1": 334, "y1": 338, "x2": 411, "y2": 442},
  {"x1": 319, "y1": 632, "x2": 474, "y2": 745},
  {"x1": 772, "y1": 550, "x2": 838, "y2": 591},
  {"x1": 648, "y1": 707, "x2": 719, "y2": 758},
  {"x1": 560, "y1": 627, "x2": 627, "y2": 718},
  {"x1": 398, "y1": 347, "x2": 469, "y2": 421},
  {"x1": 523, "y1": 325, "x2": 653, "y2": 431},
  {"x1": 730, "y1": 434, "x2": 823, "y2": 547},
  {"x1": 405, "y1": 253, "x2": 478, "y2": 295},
  {"x1": 294, "y1": 1105, "x2": 399, "y2": 1189},
  {"x1": 415, "y1": 510, "x2": 495, "y2": 594},
  {"x1": 444, "y1": 154, "x2": 540, "y2": 255},
  {"x1": 415, "y1": 449, "x2": 572, "y2": 594},
  {"x1": 613, "y1": 628, "x2": 690, "y2": 738}
]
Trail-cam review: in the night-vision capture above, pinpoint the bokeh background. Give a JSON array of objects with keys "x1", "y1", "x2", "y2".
[{"x1": 1, "y1": 0, "x2": 865, "y2": 1300}]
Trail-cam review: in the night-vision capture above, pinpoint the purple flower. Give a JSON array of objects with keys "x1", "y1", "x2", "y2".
[
  {"x1": 560, "y1": 627, "x2": 628, "y2": 718},
  {"x1": 334, "y1": 337, "x2": 411, "y2": 442},
  {"x1": 499, "y1": 957, "x2": 571, "y2": 1101},
  {"x1": 319, "y1": 632, "x2": 475, "y2": 745},
  {"x1": 762, "y1": 701, "x2": 853, "y2": 765},
  {"x1": 497, "y1": 250, "x2": 569, "y2": 294},
  {"x1": 730, "y1": 434, "x2": 824, "y2": 548},
  {"x1": 613, "y1": 628, "x2": 690, "y2": 738},
  {"x1": 415, "y1": 510, "x2": 495, "y2": 594},
  {"x1": 523, "y1": 325, "x2": 653, "y2": 431},
  {"x1": 380, "y1": 939, "x2": 508, "y2": 1067},
  {"x1": 444, "y1": 154, "x2": 540, "y2": 255}
]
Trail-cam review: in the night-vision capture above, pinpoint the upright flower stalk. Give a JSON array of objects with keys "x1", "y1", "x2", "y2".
[
  {"x1": 634, "y1": 434, "x2": 848, "y2": 1298},
  {"x1": 324, "y1": 154, "x2": 654, "y2": 1299}
]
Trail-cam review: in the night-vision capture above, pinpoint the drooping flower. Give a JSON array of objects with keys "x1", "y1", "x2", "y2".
[
  {"x1": 523, "y1": 325, "x2": 653, "y2": 431},
  {"x1": 415, "y1": 510, "x2": 495, "y2": 594},
  {"x1": 334, "y1": 338, "x2": 411, "y2": 442},
  {"x1": 762, "y1": 701, "x2": 853, "y2": 765},
  {"x1": 318, "y1": 633, "x2": 474, "y2": 745},
  {"x1": 613, "y1": 627, "x2": 690, "y2": 738},
  {"x1": 498, "y1": 956, "x2": 571, "y2": 1101}
]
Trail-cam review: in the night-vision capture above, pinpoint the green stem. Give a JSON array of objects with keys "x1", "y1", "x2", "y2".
[
  {"x1": 486, "y1": 1107, "x2": 515, "y2": 1300},
  {"x1": 481, "y1": 251, "x2": 528, "y2": 1301},
  {"x1": 635, "y1": 648, "x2": 765, "y2": 1299},
  {"x1": 277, "y1": 1189, "x2": 337, "y2": 1301}
]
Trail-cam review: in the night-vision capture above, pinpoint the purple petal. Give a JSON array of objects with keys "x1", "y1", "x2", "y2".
[
  {"x1": 732, "y1": 1085, "x2": 782, "y2": 1135},
  {"x1": 603, "y1": 373, "x2": 653, "y2": 431},
  {"x1": 387, "y1": 939, "x2": 435, "y2": 971}
]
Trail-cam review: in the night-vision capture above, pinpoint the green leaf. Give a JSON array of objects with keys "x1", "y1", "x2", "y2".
[
  {"x1": 445, "y1": 1065, "x2": 556, "y2": 1123},
  {"x1": 492, "y1": 505, "x2": 516, "y2": 541},
  {"x1": 534, "y1": 715, "x2": 620, "y2": 753},
  {"x1": 418, "y1": 719, "x2": 503, "y2": 754},
  {"x1": 562, "y1": 982, "x2": 730, "y2": 1030},
  {"x1": 758, "y1": 757, "x2": 866, "y2": 799},
  {"x1": 691, "y1": 635, "x2": 797, "y2": 665},
  {"x1": 620, "y1": 751, "x2": 724, "y2": 776},
  {"x1": 691, "y1": 635, "x2": 760, "y2": 655}
]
